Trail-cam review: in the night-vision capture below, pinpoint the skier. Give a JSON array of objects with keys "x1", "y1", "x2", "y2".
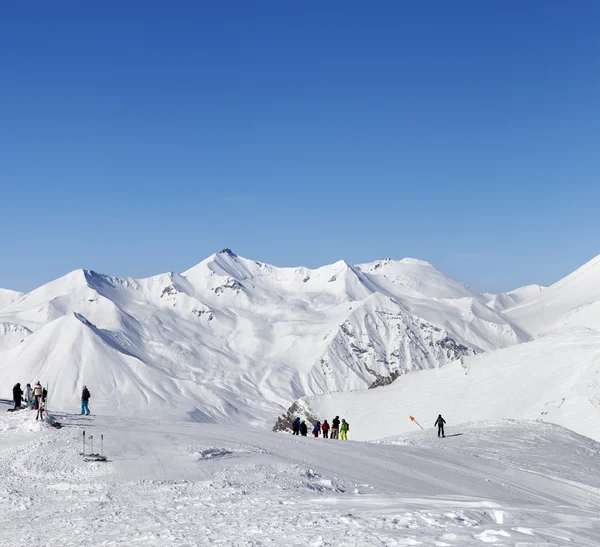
[
  {"x1": 331, "y1": 416, "x2": 340, "y2": 440},
  {"x1": 435, "y1": 414, "x2": 446, "y2": 438},
  {"x1": 340, "y1": 419, "x2": 349, "y2": 441},
  {"x1": 12, "y1": 383, "x2": 23, "y2": 410},
  {"x1": 312, "y1": 421, "x2": 321, "y2": 438},
  {"x1": 322, "y1": 420, "x2": 330, "y2": 439},
  {"x1": 292, "y1": 417, "x2": 301, "y2": 436},
  {"x1": 33, "y1": 381, "x2": 43, "y2": 410},
  {"x1": 81, "y1": 385, "x2": 91, "y2": 415},
  {"x1": 300, "y1": 420, "x2": 308, "y2": 437},
  {"x1": 24, "y1": 384, "x2": 32, "y2": 409}
]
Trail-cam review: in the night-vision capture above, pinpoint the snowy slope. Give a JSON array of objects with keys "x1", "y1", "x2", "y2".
[
  {"x1": 2, "y1": 405, "x2": 600, "y2": 546},
  {"x1": 505, "y1": 253, "x2": 600, "y2": 335},
  {"x1": 0, "y1": 288, "x2": 22, "y2": 311},
  {"x1": 357, "y1": 257, "x2": 481, "y2": 300},
  {"x1": 0, "y1": 250, "x2": 528, "y2": 424},
  {"x1": 300, "y1": 328, "x2": 600, "y2": 442},
  {"x1": 487, "y1": 284, "x2": 545, "y2": 311}
]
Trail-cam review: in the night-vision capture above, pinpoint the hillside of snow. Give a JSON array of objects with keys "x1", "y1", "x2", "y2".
[
  {"x1": 505, "y1": 253, "x2": 600, "y2": 335},
  {"x1": 298, "y1": 328, "x2": 600, "y2": 442},
  {"x1": 486, "y1": 284, "x2": 546, "y2": 311},
  {"x1": 0, "y1": 288, "x2": 22, "y2": 310},
  {"x1": 0, "y1": 250, "x2": 529, "y2": 425},
  {"x1": 2, "y1": 403, "x2": 600, "y2": 546}
]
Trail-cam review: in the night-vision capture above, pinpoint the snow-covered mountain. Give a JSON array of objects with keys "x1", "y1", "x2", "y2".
[
  {"x1": 0, "y1": 250, "x2": 528, "y2": 424},
  {"x1": 277, "y1": 252, "x2": 600, "y2": 440},
  {"x1": 504, "y1": 254, "x2": 600, "y2": 335},
  {"x1": 296, "y1": 327, "x2": 600, "y2": 442},
  {"x1": 486, "y1": 284, "x2": 546, "y2": 312},
  {"x1": 0, "y1": 288, "x2": 22, "y2": 310}
]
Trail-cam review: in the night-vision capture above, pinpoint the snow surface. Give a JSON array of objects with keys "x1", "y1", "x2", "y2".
[
  {"x1": 302, "y1": 328, "x2": 600, "y2": 443},
  {"x1": 1, "y1": 402, "x2": 600, "y2": 546},
  {"x1": 505, "y1": 254, "x2": 600, "y2": 335},
  {"x1": 0, "y1": 288, "x2": 22, "y2": 310},
  {"x1": 486, "y1": 285, "x2": 545, "y2": 312},
  {"x1": 0, "y1": 251, "x2": 528, "y2": 425}
]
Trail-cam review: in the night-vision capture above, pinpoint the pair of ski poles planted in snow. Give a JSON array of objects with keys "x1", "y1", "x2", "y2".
[{"x1": 81, "y1": 430, "x2": 107, "y2": 462}]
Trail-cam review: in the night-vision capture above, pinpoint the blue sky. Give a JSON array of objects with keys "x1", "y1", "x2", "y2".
[{"x1": 1, "y1": 1, "x2": 599, "y2": 293}]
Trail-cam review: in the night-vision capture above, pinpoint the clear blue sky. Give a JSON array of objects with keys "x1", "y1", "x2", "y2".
[{"x1": 1, "y1": 1, "x2": 599, "y2": 293}]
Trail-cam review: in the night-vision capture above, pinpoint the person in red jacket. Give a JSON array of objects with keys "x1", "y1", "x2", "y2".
[{"x1": 321, "y1": 420, "x2": 330, "y2": 439}]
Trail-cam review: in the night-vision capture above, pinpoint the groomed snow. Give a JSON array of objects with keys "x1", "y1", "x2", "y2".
[{"x1": 1, "y1": 401, "x2": 600, "y2": 546}]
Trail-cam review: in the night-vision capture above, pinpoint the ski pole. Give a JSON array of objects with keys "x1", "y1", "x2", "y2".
[
  {"x1": 83, "y1": 431, "x2": 86, "y2": 456},
  {"x1": 101, "y1": 434, "x2": 104, "y2": 457},
  {"x1": 90, "y1": 435, "x2": 94, "y2": 456}
]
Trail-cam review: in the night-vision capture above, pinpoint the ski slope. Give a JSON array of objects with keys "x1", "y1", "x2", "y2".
[
  {"x1": 0, "y1": 250, "x2": 528, "y2": 425},
  {"x1": 1, "y1": 402, "x2": 600, "y2": 546},
  {"x1": 301, "y1": 328, "x2": 600, "y2": 442}
]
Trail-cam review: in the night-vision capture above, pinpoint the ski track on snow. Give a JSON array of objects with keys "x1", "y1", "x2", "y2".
[{"x1": 1, "y1": 404, "x2": 600, "y2": 546}]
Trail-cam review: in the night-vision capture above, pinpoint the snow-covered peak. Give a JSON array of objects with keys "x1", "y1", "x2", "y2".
[
  {"x1": 505, "y1": 253, "x2": 600, "y2": 335},
  {"x1": 357, "y1": 257, "x2": 480, "y2": 300},
  {"x1": 0, "y1": 250, "x2": 531, "y2": 425}
]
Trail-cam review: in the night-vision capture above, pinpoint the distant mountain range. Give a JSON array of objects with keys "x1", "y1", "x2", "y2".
[{"x1": 1, "y1": 249, "x2": 598, "y2": 429}]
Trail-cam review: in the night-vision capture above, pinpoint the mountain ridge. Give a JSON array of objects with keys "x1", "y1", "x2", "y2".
[{"x1": 0, "y1": 250, "x2": 531, "y2": 425}]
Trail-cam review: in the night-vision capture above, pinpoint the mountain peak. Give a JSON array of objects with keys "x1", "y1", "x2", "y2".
[
  {"x1": 219, "y1": 248, "x2": 237, "y2": 258},
  {"x1": 398, "y1": 257, "x2": 434, "y2": 267}
]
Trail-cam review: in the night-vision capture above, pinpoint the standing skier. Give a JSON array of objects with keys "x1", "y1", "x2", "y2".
[
  {"x1": 340, "y1": 419, "x2": 349, "y2": 441},
  {"x1": 33, "y1": 381, "x2": 43, "y2": 410},
  {"x1": 312, "y1": 421, "x2": 321, "y2": 438},
  {"x1": 12, "y1": 383, "x2": 23, "y2": 410},
  {"x1": 435, "y1": 414, "x2": 446, "y2": 438},
  {"x1": 322, "y1": 420, "x2": 330, "y2": 439},
  {"x1": 300, "y1": 420, "x2": 308, "y2": 437},
  {"x1": 81, "y1": 385, "x2": 91, "y2": 415},
  {"x1": 24, "y1": 384, "x2": 32, "y2": 409},
  {"x1": 292, "y1": 417, "x2": 301, "y2": 435},
  {"x1": 331, "y1": 416, "x2": 340, "y2": 440}
]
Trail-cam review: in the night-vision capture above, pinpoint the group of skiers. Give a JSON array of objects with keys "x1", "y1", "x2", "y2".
[
  {"x1": 291, "y1": 414, "x2": 446, "y2": 440},
  {"x1": 292, "y1": 415, "x2": 350, "y2": 440},
  {"x1": 12, "y1": 381, "x2": 45, "y2": 411},
  {"x1": 10, "y1": 383, "x2": 91, "y2": 416}
]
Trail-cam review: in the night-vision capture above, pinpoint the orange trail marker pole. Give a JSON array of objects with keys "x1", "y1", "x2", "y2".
[{"x1": 410, "y1": 415, "x2": 424, "y2": 430}]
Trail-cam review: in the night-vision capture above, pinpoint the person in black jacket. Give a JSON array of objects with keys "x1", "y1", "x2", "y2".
[
  {"x1": 435, "y1": 414, "x2": 446, "y2": 438},
  {"x1": 300, "y1": 420, "x2": 308, "y2": 437},
  {"x1": 81, "y1": 386, "x2": 91, "y2": 415},
  {"x1": 331, "y1": 416, "x2": 340, "y2": 440},
  {"x1": 12, "y1": 383, "x2": 23, "y2": 410},
  {"x1": 292, "y1": 417, "x2": 300, "y2": 435}
]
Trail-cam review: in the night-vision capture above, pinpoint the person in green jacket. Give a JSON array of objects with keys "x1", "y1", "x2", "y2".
[{"x1": 340, "y1": 419, "x2": 349, "y2": 440}]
